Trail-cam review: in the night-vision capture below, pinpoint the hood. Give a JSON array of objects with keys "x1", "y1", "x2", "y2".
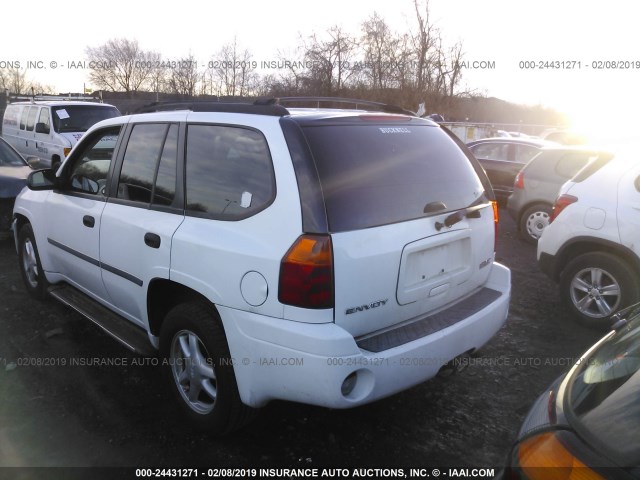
[
  {"x1": 0, "y1": 165, "x2": 31, "y2": 198},
  {"x1": 60, "y1": 132, "x2": 85, "y2": 146}
]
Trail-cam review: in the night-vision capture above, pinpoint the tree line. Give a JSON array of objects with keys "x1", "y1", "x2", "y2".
[{"x1": 1, "y1": 1, "x2": 470, "y2": 113}]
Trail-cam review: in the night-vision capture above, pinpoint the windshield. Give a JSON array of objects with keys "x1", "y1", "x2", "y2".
[
  {"x1": 0, "y1": 138, "x2": 27, "y2": 167},
  {"x1": 567, "y1": 305, "x2": 640, "y2": 466},
  {"x1": 51, "y1": 105, "x2": 120, "y2": 133},
  {"x1": 301, "y1": 124, "x2": 486, "y2": 232}
]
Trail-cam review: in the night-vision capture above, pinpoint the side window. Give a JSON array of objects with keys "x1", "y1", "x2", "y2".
[
  {"x1": 20, "y1": 107, "x2": 31, "y2": 130},
  {"x1": 26, "y1": 107, "x2": 38, "y2": 132},
  {"x1": 471, "y1": 143, "x2": 509, "y2": 161},
  {"x1": 116, "y1": 124, "x2": 171, "y2": 204},
  {"x1": 153, "y1": 125, "x2": 178, "y2": 206},
  {"x1": 185, "y1": 125, "x2": 275, "y2": 219},
  {"x1": 67, "y1": 127, "x2": 121, "y2": 195},
  {"x1": 37, "y1": 108, "x2": 51, "y2": 134},
  {"x1": 555, "y1": 153, "x2": 591, "y2": 179},
  {"x1": 514, "y1": 145, "x2": 540, "y2": 163}
]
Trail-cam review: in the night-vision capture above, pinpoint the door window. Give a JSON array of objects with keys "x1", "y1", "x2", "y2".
[
  {"x1": 471, "y1": 143, "x2": 509, "y2": 161},
  {"x1": 66, "y1": 127, "x2": 121, "y2": 196},
  {"x1": 116, "y1": 123, "x2": 178, "y2": 205}
]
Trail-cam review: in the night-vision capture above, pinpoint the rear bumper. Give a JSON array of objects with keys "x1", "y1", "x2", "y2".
[{"x1": 219, "y1": 262, "x2": 511, "y2": 408}]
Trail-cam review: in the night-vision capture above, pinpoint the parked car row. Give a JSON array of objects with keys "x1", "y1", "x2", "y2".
[
  {"x1": 6, "y1": 97, "x2": 638, "y2": 475},
  {"x1": 468, "y1": 134, "x2": 640, "y2": 476}
]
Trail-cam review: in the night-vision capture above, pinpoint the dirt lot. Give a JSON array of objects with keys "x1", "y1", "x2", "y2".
[{"x1": 0, "y1": 211, "x2": 602, "y2": 472}]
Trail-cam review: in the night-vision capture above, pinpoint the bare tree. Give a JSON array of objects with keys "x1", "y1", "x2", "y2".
[
  {"x1": 0, "y1": 68, "x2": 54, "y2": 95},
  {"x1": 167, "y1": 55, "x2": 200, "y2": 96},
  {"x1": 360, "y1": 13, "x2": 399, "y2": 91},
  {"x1": 2, "y1": 68, "x2": 28, "y2": 95},
  {"x1": 301, "y1": 26, "x2": 358, "y2": 95},
  {"x1": 209, "y1": 38, "x2": 259, "y2": 97},
  {"x1": 85, "y1": 38, "x2": 160, "y2": 93}
]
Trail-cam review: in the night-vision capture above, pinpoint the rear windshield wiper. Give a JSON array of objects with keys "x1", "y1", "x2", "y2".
[{"x1": 434, "y1": 202, "x2": 490, "y2": 231}]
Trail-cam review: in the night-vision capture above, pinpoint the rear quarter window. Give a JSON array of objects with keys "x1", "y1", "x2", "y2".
[
  {"x1": 301, "y1": 124, "x2": 485, "y2": 232},
  {"x1": 185, "y1": 124, "x2": 275, "y2": 220}
]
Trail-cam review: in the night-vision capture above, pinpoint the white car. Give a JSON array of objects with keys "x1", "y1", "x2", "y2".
[
  {"x1": 538, "y1": 150, "x2": 640, "y2": 328},
  {"x1": 13, "y1": 98, "x2": 510, "y2": 433}
]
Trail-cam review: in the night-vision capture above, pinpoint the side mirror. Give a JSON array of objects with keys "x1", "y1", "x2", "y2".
[
  {"x1": 26, "y1": 156, "x2": 41, "y2": 169},
  {"x1": 27, "y1": 169, "x2": 58, "y2": 190},
  {"x1": 35, "y1": 122, "x2": 50, "y2": 134}
]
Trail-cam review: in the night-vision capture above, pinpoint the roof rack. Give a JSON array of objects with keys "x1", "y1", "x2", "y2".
[
  {"x1": 255, "y1": 96, "x2": 416, "y2": 116},
  {"x1": 135, "y1": 100, "x2": 289, "y2": 117},
  {"x1": 8, "y1": 93, "x2": 103, "y2": 104}
]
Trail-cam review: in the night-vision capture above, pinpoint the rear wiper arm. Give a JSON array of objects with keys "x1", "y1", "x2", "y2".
[{"x1": 434, "y1": 203, "x2": 488, "y2": 231}]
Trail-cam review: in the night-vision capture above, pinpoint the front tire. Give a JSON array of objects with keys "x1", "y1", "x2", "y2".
[
  {"x1": 519, "y1": 203, "x2": 551, "y2": 244},
  {"x1": 560, "y1": 252, "x2": 640, "y2": 329},
  {"x1": 159, "y1": 302, "x2": 255, "y2": 434},
  {"x1": 17, "y1": 223, "x2": 49, "y2": 300}
]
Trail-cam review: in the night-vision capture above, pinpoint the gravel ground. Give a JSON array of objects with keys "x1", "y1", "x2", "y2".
[{"x1": 0, "y1": 210, "x2": 603, "y2": 473}]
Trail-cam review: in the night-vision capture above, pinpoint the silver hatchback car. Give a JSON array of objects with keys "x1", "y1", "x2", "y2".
[{"x1": 507, "y1": 146, "x2": 602, "y2": 243}]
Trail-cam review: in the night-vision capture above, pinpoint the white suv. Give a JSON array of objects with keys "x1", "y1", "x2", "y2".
[
  {"x1": 13, "y1": 98, "x2": 510, "y2": 433},
  {"x1": 538, "y1": 149, "x2": 640, "y2": 328}
]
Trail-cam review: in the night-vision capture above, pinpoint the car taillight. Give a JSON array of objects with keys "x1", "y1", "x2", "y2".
[
  {"x1": 550, "y1": 194, "x2": 578, "y2": 223},
  {"x1": 279, "y1": 234, "x2": 334, "y2": 309},
  {"x1": 491, "y1": 200, "x2": 499, "y2": 251},
  {"x1": 514, "y1": 170, "x2": 525, "y2": 189},
  {"x1": 514, "y1": 432, "x2": 605, "y2": 480}
]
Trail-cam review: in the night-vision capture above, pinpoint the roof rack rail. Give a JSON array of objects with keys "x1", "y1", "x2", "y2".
[
  {"x1": 8, "y1": 93, "x2": 102, "y2": 104},
  {"x1": 135, "y1": 100, "x2": 289, "y2": 117},
  {"x1": 255, "y1": 96, "x2": 416, "y2": 116}
]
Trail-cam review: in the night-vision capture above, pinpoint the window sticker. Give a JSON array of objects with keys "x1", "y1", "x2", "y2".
[
  {"x1": 240, "y1": 191, "x2": 253, "y2": 209},
  {"x1": 56, "y1": 109, "x2": 70, "y2": 119},
  {"x1": 378, "y1": 127, "x2": 411, "y2": 134}
]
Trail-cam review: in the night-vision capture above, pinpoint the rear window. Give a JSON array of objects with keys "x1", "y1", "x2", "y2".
[
  {"x1": 571, "y1": 152, "x2": 614, "y2": 183},
  {"x1": 567, "y1": 308, "x2": 640, "y2": 465},
  {"x1": 301, "y1": 124, "x2": 485, "y2": 232}
]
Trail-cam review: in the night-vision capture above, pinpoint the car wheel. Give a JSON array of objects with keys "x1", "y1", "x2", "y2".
[
  {"x1": 519, "y1": 203, "x2": 552, "y2": 244},
  {"x1": 560, "y1": 252, "x2": 640, "y2": 329},
  {"x1": 160, "y1": 301, "x2": 255, "y2": 433},
  {"x1": 17, "y1": 223, "x2": 49, "y2": 300}
]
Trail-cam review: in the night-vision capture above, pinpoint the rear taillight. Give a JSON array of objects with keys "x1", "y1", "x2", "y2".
[
  {"x1": 491, "y1": 200, "x2": 499, "y2": 251},
  {"x1": 514, "y1": 170, "x2": 525, "y2": 189},
  {"x1": 550, "y1": 194, "x2": 578, "y2": 223},
  {"x1": 515, "y1": 432, "x2": 605, "y2": 480},
  {"x1": 279, "y1": 235, "x2": 334, "y2": 309}
]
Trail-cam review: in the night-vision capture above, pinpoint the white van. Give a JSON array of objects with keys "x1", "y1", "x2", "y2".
[{"x1": 2, "y1": 99, "x2": 120, "y2": 168}]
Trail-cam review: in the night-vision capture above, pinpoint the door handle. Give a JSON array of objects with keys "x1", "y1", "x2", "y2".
[
  {"x1": 83, "y1": 215, "x2": 95, "y2": 228},
  {"x1": 144, "y1": 232, "x2": 161, "y2": 249}
]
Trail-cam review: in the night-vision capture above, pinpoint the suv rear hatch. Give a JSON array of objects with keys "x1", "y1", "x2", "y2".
[{"x1": 297, "y1": 115, "x2": 497, "y2": 338}]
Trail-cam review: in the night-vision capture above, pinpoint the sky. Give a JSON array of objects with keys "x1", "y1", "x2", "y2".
[{"x1": 2, "y1": 0, "x2": 639, "y2": 142}]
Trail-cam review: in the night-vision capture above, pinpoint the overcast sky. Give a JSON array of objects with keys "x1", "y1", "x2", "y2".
[{"x1": 2, "y1": 0, "x2": 639, "y2": 140}]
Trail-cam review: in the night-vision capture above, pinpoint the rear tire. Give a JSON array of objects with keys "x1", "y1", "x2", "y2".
[
  {"x1": 519, "y1": 203, "x2": 551, "y2": 244},
  {"x1": 560, "y1": 252, "x2": 640, "y2": 329},
  {"x1": 159, "y1": 301, "x2": 255, "y2": 434},
  {"x1": 17, "y1": 223, "x2": 49, "y2": 300}
]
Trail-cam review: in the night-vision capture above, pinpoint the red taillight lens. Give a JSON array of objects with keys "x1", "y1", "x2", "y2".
[
  {"x1": 514, "y1": 170, "x2": 525, "y2": 189},
  {"x1": 279, "y1": 235, "x2": 334, "y2": 309},
  {"x1": 550, "y1": 194, "x2": 578, "y2": 223}
]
